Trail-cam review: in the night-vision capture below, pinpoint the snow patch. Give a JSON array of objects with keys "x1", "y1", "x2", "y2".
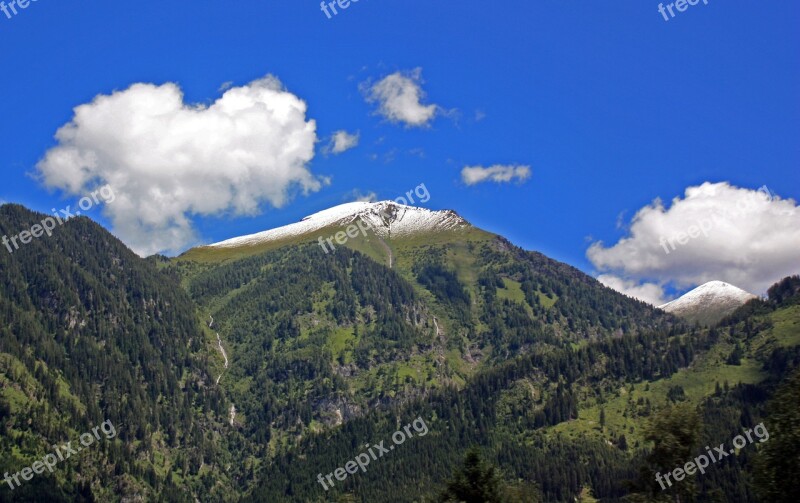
[{"x1": 207, "y1": 201, "x2": 469, "y2": 248}]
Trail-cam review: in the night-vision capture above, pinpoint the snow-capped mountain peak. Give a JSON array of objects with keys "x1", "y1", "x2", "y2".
[
  {"x1": 207, "y1": 201, "x2": 470, "y2": 249},
  {"x1": 658, "y1": 281, "x2": 757, "y2": 325}
]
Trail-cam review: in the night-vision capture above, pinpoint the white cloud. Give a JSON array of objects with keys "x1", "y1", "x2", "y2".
[
  {"x1": 461, "y1": 164, "x2": 531, "y2": 186},
  {"x1": 36, "y1": 75, "x2": 324, "y2": 256},
  {"x1": 326, "y1": 130, "x2": 359, "y2": 154},
  {"x1": 597, "y1": 274, "x2": 668, "y2": 306},
  {"x1": 364, "y1": 68, "x2": 438, "y2": 127},
  {"x1": 346, "y1": 190, "x2": 378, "y2": 203},
  {"x1": 588, "y1": 182, "x2": 800, "y2": 303}
]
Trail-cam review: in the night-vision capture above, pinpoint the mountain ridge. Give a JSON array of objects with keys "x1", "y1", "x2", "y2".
[
  {"x1": 207, "y1": 201, "x2": 470, "y2": 248},
  {"x1": 179, "y1": 201, "x2": 480, "y2": 263}
]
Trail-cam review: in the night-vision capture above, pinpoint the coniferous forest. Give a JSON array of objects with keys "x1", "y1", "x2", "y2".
[{"x1": 1, "y1": 204, "x2": 798, "y2": 501}]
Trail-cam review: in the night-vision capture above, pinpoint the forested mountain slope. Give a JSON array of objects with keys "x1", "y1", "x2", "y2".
[
  {"x1": 2, "y1": 202, "x2": 797, "y2": 503},
  {"x1": 0, "y1": 205, "x2": 239, "y2": 501},
  {"x1": 173, "y1": 213, "x2": 679, "y2": 458},
  {"x1": 244, "y1": 277, "x2": 800, "y2": 502}
]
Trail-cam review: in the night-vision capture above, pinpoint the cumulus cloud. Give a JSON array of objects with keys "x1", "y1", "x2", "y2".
[
  {"x1": 597, "y1": 274, "x2": 669, "y2": 306},
  {"x1": 588, "y1": 182, "x2": 799, "y2": 304},
  {"x1": 461, "y1": 164, "x2": 531, "y2": 186},
  {"x1": 364, "y1": 68, "x2": 438, "y2": 127},
  {"x1": 326, "y1": 130, "x2": 359, "y2": 154},
  {"x1": 36, "y1": 75, "x2": 324, "y2": 256}
]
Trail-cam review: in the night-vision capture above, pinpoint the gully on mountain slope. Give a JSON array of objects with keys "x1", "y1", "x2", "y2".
[{"x1": 209, "y1": 316, "x2": 235, "y2": 426}]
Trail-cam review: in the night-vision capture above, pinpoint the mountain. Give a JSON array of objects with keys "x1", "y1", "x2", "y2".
[
  {"x1": 3, "y1": 201, "x2": 799, "y2": 502},
  {"x1": 658, "y1": 280, "x2": 758, "y2": 326},
  {"x1": 173, "y1": 201, "x2": 682, "y2": 500}
]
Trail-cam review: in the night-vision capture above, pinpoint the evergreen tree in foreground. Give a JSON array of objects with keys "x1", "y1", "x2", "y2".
[
  {"x1": 439, "y1": 448, "x2": 504, "y2": 503},
  {"x1": 438, "y1": 448, "x2": 542, "y2": 503}
]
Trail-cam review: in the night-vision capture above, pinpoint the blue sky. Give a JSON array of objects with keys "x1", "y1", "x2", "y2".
[{"x1": 1, "y1": 0, "x2": 798, "y2": 303}]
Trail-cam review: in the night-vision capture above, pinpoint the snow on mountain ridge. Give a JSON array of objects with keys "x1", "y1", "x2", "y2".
[
  {"x1": 658, "y1": 281, "x2": 756, "y2": 310},
  {"x1": 208, "y1": 201, "x2": 469, "y2": 248},
  {"x1": 658, "y1": 281, "x2": 757, "y2": 325}
]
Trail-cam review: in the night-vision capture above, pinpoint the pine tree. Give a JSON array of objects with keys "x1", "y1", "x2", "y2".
[{"x1": 439, "y1": 448, "x2": 503, "y2": 503}]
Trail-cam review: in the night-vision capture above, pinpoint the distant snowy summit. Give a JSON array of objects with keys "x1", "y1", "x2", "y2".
[
  {"x1": 658, "y1": 281, "x2": 757, "y2": 326},
  {"x1": 207, "y1": 201, "x2": 470, "y2": 249}
]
